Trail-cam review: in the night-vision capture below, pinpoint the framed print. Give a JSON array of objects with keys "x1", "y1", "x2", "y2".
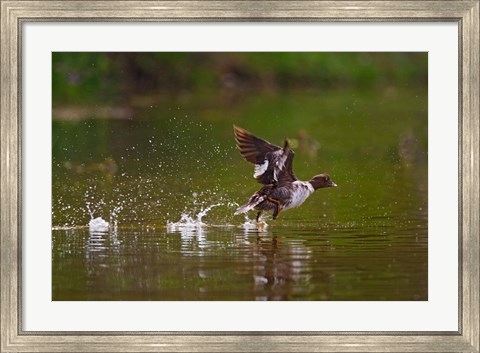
[{"x1": 1, "y1": 1, "x2": 479, "y2": 352}]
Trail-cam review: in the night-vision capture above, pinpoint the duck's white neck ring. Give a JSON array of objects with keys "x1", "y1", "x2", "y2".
[{"x1": 306, "y1": 181, "x2": 315, "y2": 193}]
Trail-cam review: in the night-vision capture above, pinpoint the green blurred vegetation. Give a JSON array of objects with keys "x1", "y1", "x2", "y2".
[{"x1": 52, "y1": 52, "x2": 427, "y2": 105}]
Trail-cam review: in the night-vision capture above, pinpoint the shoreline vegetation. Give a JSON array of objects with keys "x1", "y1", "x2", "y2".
[{"x1": 53, "y1": 52, "x2": 427, "y2": 109}]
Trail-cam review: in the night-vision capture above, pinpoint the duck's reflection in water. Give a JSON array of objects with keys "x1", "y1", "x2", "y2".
[
  {"x1": 151, "y1": 224, "x2": 335, "y2": 300},
  {"x1": 242, "y1": 228, "x2": 330, "y2": 301}
]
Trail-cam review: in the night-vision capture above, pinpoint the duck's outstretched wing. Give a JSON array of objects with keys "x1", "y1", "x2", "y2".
[{"x1": 234, "y1": 125, "x2": 297, "y2": 185}]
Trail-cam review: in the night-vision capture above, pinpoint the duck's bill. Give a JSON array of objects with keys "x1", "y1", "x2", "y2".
[{"x1": 328, "y1": 181, "x2": 338, "y2": 187}]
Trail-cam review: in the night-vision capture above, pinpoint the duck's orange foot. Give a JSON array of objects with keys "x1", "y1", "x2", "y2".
[{"x1": 268, "y1": 197, "x2": 281, "y2": 220}]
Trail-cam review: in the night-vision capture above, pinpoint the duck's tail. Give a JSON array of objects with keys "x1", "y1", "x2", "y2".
[{"x1": 234, "y1": 194, "x2": 265, "y2": 215}]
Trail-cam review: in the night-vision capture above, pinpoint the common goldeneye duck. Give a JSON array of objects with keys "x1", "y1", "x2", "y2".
[{"x1": 233, "y1": 125, "x2": 337, "y2": 221}]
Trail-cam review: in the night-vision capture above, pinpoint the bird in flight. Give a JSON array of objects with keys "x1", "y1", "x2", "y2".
[{"x1": 233, "y1": 125, "x2": 337, "y2": 221}]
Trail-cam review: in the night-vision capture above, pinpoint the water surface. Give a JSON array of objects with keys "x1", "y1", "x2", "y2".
[{"x1": 52, "y1": 89, "x2": 427, "y2": 300}]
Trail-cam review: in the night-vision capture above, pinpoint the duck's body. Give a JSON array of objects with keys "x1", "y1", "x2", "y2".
[
  {"x1": 235, "y1": 181, "x2": 314, "y2": 216},
  {"x1": 233, "y1": 126, "x2": 336, "y2": 220}
]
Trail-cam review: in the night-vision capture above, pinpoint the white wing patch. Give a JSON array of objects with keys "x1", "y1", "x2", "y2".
[
  {"x1": 252, "y1": 150, "x2": 289, "y2": 182},
  {"x1": 253, "y1": 160, "x2": 269, "y2": 178}
]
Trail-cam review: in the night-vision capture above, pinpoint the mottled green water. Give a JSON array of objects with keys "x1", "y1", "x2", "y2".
[{"x1": 52, "y1": 89, "x2": 427, "y2": 300}]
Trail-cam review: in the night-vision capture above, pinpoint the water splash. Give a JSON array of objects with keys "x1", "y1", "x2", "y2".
[
  {"x1": 88, "y1": 217, "x2": 109, "y2": 233},
  {"x1": 86, "y1": 196, "x2": 111, "y2": 233},
  {"x1": 167, "y1": 203, "x2": 222, "y2": 231},
  {"x1": 109, "y1": 202, "x2": 124, "y2": 233},
  {"x1": 239, "y1": 214, "x2": 268, "y2": 231},
  {"x1": 167, "y1": 213, "x2": 201, "y2": 231},
  {"x1": 196, "y1": 203, "x2": 222, "y2": 223},
  {"x1": 53, "y1": 118, "x2": 241, "y2": 229}
]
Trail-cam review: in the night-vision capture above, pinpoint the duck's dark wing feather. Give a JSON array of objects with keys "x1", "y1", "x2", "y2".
[
  {"x1": 277, "y1": 148, "x2": 297, "y2": 185},
  {"x1": 234, "y1": 125, "x2": 297, "y2": 185}
]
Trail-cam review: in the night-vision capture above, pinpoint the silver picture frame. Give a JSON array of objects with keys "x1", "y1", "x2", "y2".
[{"x1": 1, "y1": 1, "x2": 479, "y2": 352}]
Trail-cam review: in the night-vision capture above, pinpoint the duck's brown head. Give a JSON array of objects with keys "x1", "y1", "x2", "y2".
[{"x1": 309, "y1": 174, "x2": 337, "y2": 190}]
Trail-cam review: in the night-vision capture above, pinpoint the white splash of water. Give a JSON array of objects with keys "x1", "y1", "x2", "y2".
[
  {"x1": 85, "y1": 195, "x2": 114, "y2": 233},
  {"x1": 110, "y1": 202, "x2": 124, "y2": 233},
  {"x1": 239, "y1": 214, "x2": 268, "y2": 231},
  {"x1": 86, "y1": 202, "x2": 95, "y2": 220},
  {"x1": 167, "y1": 203, "x2": 222, "y2": 231},
  {"x1": 88, "y1": 217, "x2": 109, "y2": 233},
  {"x1": 196, "y1": 203, "x2": 222, "y2": 223},
  {"x1": 167, "y1": 213, "x2": 201, "y2": 231}
]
